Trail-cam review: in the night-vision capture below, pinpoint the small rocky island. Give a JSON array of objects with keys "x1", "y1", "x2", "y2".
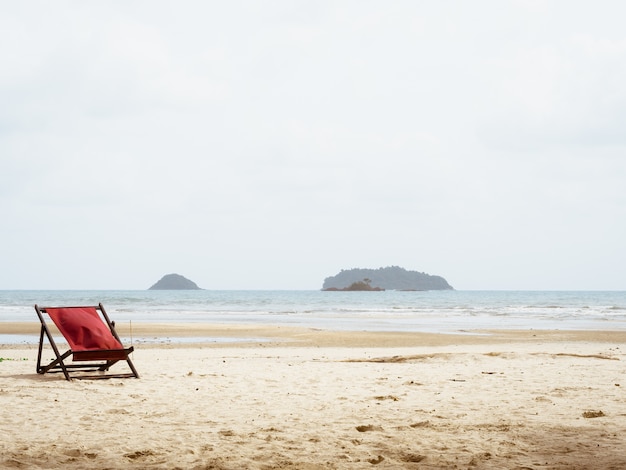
[
  {"x1": 322, "y1": 266, "x2": 453, "y2": 291},
  {"x1": 323, "y1": 279, "x2": 385, "y2": 291},
  {"x1": 149, "y1": 273, "x2": 202, "y2": 290}
]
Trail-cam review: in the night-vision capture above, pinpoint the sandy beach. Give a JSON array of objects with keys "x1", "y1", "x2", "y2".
[{"x1": 1, "y1": 324, "x2": 625, "y2": 469}]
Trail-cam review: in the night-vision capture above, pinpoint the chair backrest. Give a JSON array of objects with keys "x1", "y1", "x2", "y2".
[{"x1": 45, "y1": 307, "x2": 124, "y2": 351}]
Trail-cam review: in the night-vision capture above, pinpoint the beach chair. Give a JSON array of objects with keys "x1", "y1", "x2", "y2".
[{"x1": 34, "y1": 303, "x2": 139, "y2": 380}]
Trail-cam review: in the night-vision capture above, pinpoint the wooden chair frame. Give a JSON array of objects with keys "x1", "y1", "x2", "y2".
[{"x1": 35, "y1": 303, "x2": 139, "y2": 380}]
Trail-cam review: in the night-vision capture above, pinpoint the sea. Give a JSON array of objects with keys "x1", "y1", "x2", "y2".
[{"x1": 1, "y1": 290, "x2": 626, "y2": 345}]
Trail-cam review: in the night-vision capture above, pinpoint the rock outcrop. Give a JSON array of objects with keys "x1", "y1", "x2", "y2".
[
  {"x1": 323, "y1": 279, "x2": 385, "y2": 291},
  {"x1": 149, "y1": 273, "x2": 201, "y2": 290}
]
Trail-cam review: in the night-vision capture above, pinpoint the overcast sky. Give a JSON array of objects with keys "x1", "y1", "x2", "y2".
[{"x1": 1, "y1": 1, "x2": 625, "y2": 290}]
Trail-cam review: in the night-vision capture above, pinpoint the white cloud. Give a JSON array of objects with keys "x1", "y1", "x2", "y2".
[{"x1": 1, "y1": 1, "x2": 626, "y2": 289}]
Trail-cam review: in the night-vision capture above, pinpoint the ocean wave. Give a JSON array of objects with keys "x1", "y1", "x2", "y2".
[{"x1": 2, "y1": 290, "x2": 626, "y2": 332}]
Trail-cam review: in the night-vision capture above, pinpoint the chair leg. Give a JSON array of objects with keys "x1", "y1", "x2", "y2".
[
  {"x1": 36, "y1": 326, "x2": 72, "y2": 380},
  {"x1": 126, "y1": 357, "x2": 140, "y2": 378},
  {"x1": 36, "y1": 326, "x2": 45, "y2": 374},
  {"x1": 39, "y1": 350, "x2": 73, "y2": 378}
]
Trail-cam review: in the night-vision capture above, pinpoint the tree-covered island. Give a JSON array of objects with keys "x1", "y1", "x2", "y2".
[{"x1": 322, "y1": 266, "x2": 453, "y2": 291}]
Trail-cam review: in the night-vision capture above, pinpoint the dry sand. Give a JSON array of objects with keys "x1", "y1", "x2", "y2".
[{"x1": 1, "y1": 324, "x2": 625, "y2": 469}]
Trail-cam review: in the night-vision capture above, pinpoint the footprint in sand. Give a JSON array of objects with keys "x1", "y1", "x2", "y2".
[
  {"x1": 367, "y1": 455, "x2": 385, "y2": 464},
  {"x1": 401, "y1": 453, "x2": 426, "y2": 463},
  {"x1": 124, "y1": 450, "x2": 156, "y2": 460},
  {"x1": 356, "y1": 424, "x2": 383, "y2": 432},
  {"x1": 373, "y1": 395, "x2": 399, "y2": 401}
]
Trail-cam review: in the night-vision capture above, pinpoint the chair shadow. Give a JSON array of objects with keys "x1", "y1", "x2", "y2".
[{"x1": 3, "y1": 372, "x2": 68, "y2": 381}]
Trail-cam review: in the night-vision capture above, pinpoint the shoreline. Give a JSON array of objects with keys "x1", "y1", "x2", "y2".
[{"x1": 3, "y1": 321, "x2": 626, "y2": 348}]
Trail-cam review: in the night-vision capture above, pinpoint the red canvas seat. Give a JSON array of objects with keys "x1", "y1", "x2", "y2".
[{"x1": 35, "y1": 303, "x2": 139, "y2": 380}]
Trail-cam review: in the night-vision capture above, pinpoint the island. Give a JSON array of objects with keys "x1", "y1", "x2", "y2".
[
  {"x1": 148, "y1": 273, "x2": 202, "y2": 290},
  {"x1": 322, "y1": 266, "x2": 453, "y2": 291}
]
